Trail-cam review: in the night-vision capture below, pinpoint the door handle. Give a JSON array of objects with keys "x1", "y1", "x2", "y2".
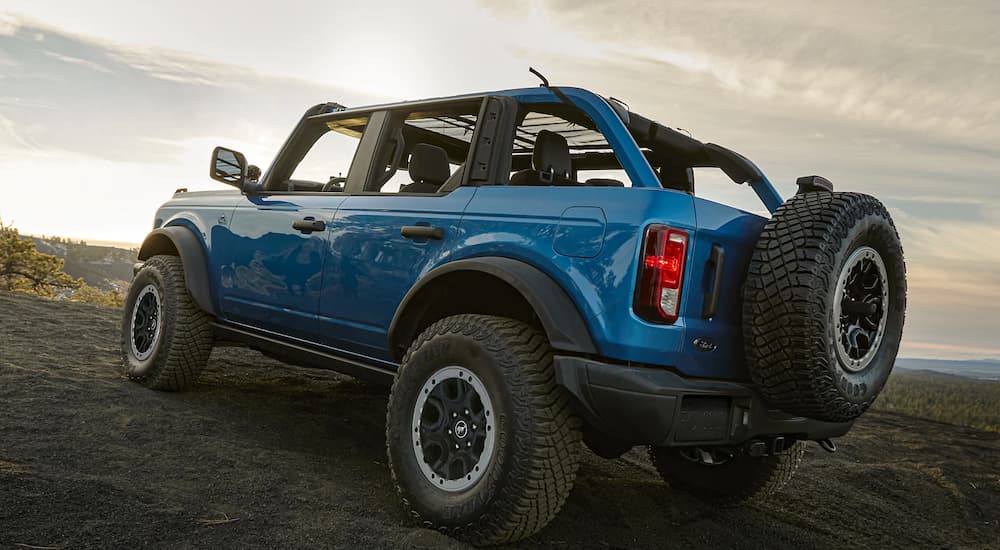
[
  {"x1": 292, "y1": 218, "x2": 326, "y2": 233},
  {"x1": 702, "y1": 244, "x2": 725, "y2": 319},
  {"x1": 401, "y1": 225, "x2": 444, "y2": 240}
]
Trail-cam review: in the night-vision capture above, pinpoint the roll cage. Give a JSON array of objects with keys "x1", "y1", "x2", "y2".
[{"x1": 254, "y1": 86, "x2": 783, "y2": 211}]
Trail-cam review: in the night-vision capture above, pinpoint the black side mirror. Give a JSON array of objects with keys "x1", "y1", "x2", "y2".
[{"x1": 211, "y1": 146, "x2": 254, "y2": 188}]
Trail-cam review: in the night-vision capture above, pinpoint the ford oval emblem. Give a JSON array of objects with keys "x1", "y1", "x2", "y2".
[{"x1": 693, "y1": 337, "x2": 717, "y2": 353}]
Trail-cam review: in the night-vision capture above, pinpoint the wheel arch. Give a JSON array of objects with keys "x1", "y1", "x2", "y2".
[
  {"x1": 137, "y1": 226, "x2": 217, "y2": 316},
  {"x1": 387, "y1": 257, "x2": 598, "y2": 361}
]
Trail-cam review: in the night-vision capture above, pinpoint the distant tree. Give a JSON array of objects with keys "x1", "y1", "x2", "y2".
[
  {"x1": 70, "y1": 283, "x2": 125, "y2": 308},
  {"x1": 0, "y1": 221, "x2": 81, "y2": 297}
]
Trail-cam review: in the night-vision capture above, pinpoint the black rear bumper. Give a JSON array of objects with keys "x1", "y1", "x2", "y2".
[{"x1": 554, "y1": 356, "x2": 852, "y2": 447}]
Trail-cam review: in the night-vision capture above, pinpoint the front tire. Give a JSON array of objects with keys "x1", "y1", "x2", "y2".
[
  {"x1": 649, "y1": 442, "x2": 805, "y2": 504},
  {"x1": 386, "y1": 315, "x2": 581, "y2": 546},
  {"x1": 120, "y1": 255, "x2": 213, "y2": 391}
]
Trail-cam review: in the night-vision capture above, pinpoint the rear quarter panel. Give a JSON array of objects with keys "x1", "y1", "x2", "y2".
[{"x1": 458, "y1": 186, "x2": 699, "y2": 370}]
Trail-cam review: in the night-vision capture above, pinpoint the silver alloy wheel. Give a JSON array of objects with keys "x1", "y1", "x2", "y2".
[
  {"x1": 411, "y1": 366, "x2": 495, "y2": 492},
  {"x1": 129, "y1": 284, "x2": 162, "y2": 361},
  {"x1": 833, "y1": 246, "x2": 889, "y2": 372}
]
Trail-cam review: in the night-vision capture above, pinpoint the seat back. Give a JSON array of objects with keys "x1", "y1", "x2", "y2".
[
  {"x1": 400, "y1": 143, "x2": 450, "y2": 193},
  {"x1": 510, "y1": 130, "x2": 577, "y2": 186}
]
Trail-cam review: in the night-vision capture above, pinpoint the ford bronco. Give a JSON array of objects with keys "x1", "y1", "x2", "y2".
[{"x1": 122, "y1": 82, "x2": 906, "y2": 545}]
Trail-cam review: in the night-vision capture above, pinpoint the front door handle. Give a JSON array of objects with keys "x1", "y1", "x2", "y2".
[
  {"x1": 292, "y1": 218, "x2": 326, "y2": 233},
  {"x1": 401, "y1": 225, "x2": 444, "y2": 240}
]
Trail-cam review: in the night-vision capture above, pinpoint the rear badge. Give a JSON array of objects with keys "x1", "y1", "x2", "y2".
[{"x1": 693, "y1": 337, "x2": 717, "y2": 352}]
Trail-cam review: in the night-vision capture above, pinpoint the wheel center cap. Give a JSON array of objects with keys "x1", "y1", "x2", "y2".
[{"x1": 454, "y1": 420, "x2": 469, "y2": 439}]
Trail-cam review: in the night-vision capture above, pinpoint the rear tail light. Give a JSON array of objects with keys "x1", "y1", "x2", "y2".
[{"x1": 634, "y1": 225, "x2": 689, "y2": 323}]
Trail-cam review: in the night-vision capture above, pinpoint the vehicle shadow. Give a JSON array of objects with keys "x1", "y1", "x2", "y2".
[{"x1": 178, "y1": 347, "x2": 806, "y2": 549}]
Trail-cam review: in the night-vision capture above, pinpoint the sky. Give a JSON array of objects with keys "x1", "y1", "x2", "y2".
[{"x1": 1, "y1": 1, "x2": 998, "y2": 359}]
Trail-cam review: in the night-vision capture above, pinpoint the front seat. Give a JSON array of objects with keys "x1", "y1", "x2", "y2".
[
  {"x1": 510, "y1": 130, "x2": 576, "y2": 186},
  {"x1": 400, "y1": 143, "x2": 450, "y2": 193}
]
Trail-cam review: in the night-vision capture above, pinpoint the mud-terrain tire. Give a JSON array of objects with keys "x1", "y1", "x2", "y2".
[
  {"x1": 743, "y1": 191, "x2": 906, "y2": 422},
  {"x1": 386, "y1": 315, "x2": 581, "y2": 546},
  {"x1": 649, "y1": 442, "x2": 805, "y2": 504},
  {"x1": 121, "y1": 255, "x2": 213, "y2": 390}
]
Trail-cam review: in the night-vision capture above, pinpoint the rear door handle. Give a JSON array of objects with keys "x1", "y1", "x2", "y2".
[
  {"x1": 401, "y1": 225, "x2": 444, "y2": 240},
  {"x1": 702, "y1": 244, "x2": 725, "y2": 319},
  {"x1": 292, "y1": 218, "x2": 326, "y2": 233}
]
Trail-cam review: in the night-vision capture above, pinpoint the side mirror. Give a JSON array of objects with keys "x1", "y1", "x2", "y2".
[{"x1": 211, "y1": 146, "x2": 257, "y2": 189}]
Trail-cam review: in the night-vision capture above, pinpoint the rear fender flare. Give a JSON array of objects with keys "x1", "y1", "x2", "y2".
[
  {"x1": 137, "y1": 226, "x2": 216, "y2": 316},
  {"x1": 388, "y1": 257, "x2": 597, "y2": 360}
]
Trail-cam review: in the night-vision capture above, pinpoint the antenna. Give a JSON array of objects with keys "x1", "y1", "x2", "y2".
[{"x1": 529, "y1": 67, "x2": 550, "y2": 87}]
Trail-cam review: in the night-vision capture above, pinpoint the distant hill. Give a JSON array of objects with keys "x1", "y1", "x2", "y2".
[
  {"x1": 895, "y1": 357, "x2": 1000, "y2": 381},
  {"x1": 29, "y1": 236, "x2": 136, "y2": 293}
]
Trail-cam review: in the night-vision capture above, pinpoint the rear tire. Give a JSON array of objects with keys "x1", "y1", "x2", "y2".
[
  {"x1": 386, "y1": 315, "x2": 581, "y2": 546},
  {"x1": 744, "y1": 191, "x2": 906, "y2": 422},
  {"x1": 649, "y1": 442, "x2": 805, "y2": 504},
  {"x1": 120, "y1": 255, "x2": 213, "y2": 391}
]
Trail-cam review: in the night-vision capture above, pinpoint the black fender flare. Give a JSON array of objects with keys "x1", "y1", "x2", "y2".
[
  {"x1": 137, "y1": 226, "x2": 217, "y2": 316},
  {"x1": 388, "y1": 257, "x2": 598, "y2": 360}
]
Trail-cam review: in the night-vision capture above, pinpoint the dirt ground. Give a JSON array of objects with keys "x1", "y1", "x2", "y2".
[{"x1": 1, "y1": 291, "x2": 997, "y2": 549}]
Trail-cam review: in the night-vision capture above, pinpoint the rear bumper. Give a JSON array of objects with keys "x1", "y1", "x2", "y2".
[{"x1": 554, "y1": 356, "x2": 852, "y2": 447}]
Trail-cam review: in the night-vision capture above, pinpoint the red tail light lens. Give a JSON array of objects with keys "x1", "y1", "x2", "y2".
[{"x1": 635, "y1": 225, "x2": 688, "y2": 323}]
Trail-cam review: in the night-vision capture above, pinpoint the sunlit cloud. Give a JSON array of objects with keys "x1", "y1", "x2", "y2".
[{"x1": 0, "y1": 13, "x2": 20, "y2": 36}]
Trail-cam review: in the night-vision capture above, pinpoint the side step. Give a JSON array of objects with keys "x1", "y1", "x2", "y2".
[{"x1": 212, "y1": 322, "x2": 397, "y2": 384}]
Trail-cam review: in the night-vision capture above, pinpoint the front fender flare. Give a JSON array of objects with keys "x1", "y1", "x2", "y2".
[
  {"x1": 137, "y1": 226, "x2": 216, "y2": 316},
  {"x1": 388, "y1": 257, "x2": 597, "y2": 360}
]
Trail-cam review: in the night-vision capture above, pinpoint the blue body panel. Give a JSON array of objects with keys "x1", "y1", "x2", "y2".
[
  {"x1": 146, "y1": 86, "x2": 783, "y2": 382},
  {"x1": 317, "y1": 188, "x2": 478, "y2": 360},
  {"x1": 215, "y1": 193, "x2": 345, "y2": 341}
]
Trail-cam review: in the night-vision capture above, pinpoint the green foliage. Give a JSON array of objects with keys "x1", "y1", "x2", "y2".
[
  {"x1": 0, "y1": 222, "x2": 125, "y2": 307},
  {"x1": 0, "y1": 221, "x2": 80, "y2": 297},
  {"x1": 874, "y1": 370, "x2": 1000, "y2": 433},
  {"x1": 70, "y1": 283, "x2": 126, "y2": 308}
]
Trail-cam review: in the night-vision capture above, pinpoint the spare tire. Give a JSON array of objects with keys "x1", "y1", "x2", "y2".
[{"x1": 743, "y1": 191, "x2": 906, "y2": 422}]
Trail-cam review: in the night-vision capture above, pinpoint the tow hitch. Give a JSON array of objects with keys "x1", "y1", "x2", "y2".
[{"x1": 817, "y1": 438, "x2": 838, "y2": 453}]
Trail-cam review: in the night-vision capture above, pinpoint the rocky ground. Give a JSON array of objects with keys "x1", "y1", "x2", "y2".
[{"x1": 1, "y1": 291, "x2": 997, "y2": 549}]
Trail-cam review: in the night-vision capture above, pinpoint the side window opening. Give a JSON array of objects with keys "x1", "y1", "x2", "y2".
[
  {"x1": 287, "y1": 116, "x2": 368, "y2": 192},
  {"x1": 507, "y1": 107, "x2": 634, "y2": 188},
  {"x1": 368, "y1": 107, "x2": 480, "y2": 194}
]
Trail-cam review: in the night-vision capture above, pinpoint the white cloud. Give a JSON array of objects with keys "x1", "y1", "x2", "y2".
[
  {"x1": 0, "y1": 13, "x2": 20, "y2": 36},
  {"x1": 42, "y1": 50, "x2": 112, "y2": 73}
]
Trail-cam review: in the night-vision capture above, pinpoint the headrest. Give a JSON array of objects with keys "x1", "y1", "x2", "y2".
[
  {"x1": 409, "y1": 143, "x2": 450, "y2": 186},
  {"x1": 532, "y1": 130, "x2": 571, "y2": 177}
]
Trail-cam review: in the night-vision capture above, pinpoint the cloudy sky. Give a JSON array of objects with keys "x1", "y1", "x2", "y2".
[{"x1": 1, "y1": 1, "x2": 998, "y2": 359}]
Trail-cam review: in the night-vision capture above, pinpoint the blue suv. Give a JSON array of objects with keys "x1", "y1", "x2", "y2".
[{"x1": 122, "y1": 84, "x2": 906, "y2": 545}]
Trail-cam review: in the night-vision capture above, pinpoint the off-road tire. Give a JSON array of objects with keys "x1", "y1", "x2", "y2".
[
  {"x1": 120, "y1": 255, "x2": 213, "y2": 390},
  {"x1": 743, "y1": 191, "x2": 906, "y2": 422},
  {"x1": 649, "y1": 442, "x2": 805, "y2": 504},
  {"x1": 386, "y1": 315, "x2": 581, "y2": 546}
]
